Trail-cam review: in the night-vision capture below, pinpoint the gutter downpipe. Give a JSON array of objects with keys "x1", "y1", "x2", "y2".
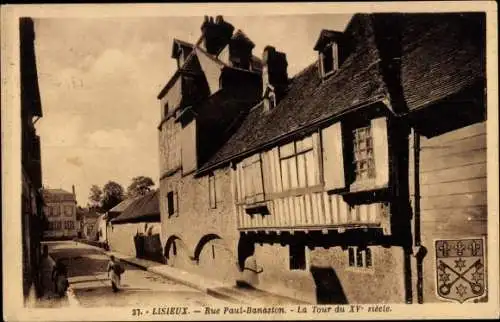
[{"x1": 413, "y1": 129, "x2": 426, "y2": 303}]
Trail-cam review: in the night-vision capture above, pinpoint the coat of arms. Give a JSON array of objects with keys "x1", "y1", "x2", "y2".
[{"x1": 435, "y1": 238, "x2": 486, "y2": 303}]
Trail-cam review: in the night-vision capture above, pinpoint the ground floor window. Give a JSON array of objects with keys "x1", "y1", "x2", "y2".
[
  {"x1": 348, "y1": 246, "x2": 372, "y2": 269},
  {"x1": 289, "y1": 244, "x2": 308, "y2": 270}
]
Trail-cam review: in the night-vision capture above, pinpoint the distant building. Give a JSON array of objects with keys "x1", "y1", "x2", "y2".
[
  {"x1": 42, "y1": 186, "x2": 78, "y2": 239},
  {"x1": 20, "y1": 16, "x2": 46, "y2": 300},
  {"x1": 158, "y1": 14, "x2": 486, "y2": 304},
  {"x1": 108, "y1": 191, "x2": 162, "y2": 262},
  {"x1": 81, "y1": 208, "x2": 101, "y2": 241}
]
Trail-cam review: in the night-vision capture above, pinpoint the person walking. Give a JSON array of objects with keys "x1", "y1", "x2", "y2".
[{"x1": 107, "y1": 255, "x2": 124, "y2": 292}]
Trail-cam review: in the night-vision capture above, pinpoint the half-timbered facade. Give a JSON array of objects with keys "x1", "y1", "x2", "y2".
[{"x1": 159, "y1": 13, "x2": 486, "y2": 303}]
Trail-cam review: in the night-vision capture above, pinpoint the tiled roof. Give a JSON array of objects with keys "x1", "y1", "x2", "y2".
[
  {"x1": 197, "y1": 13, "x2": 485, "y2": 173},
  {"x1": 198, "y1": 15, "x2": 388, "y2": 172},
  {"x1": 111, "y1": 190, "x2": 160, "y2": 224},
  {"x1": 108, "y1": 196, "x2": 140, "y2": 214},
  {"x1": 43, "y1": 188, "x2": 72, "y2": 195},
  {"x1": 398, "y1": 13, "x2": 485, "y2": 111}
]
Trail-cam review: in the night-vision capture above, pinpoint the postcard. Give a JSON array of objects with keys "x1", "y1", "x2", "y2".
[{"x1": 2, "y1": 2, "x2": 498, "y2": 321}]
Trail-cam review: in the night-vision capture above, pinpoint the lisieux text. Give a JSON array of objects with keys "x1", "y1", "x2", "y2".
[{"x1": 131, "y1": 304, "x2": 392, "y2": 317}]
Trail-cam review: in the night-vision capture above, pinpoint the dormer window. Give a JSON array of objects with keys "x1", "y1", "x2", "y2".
[
  {"x1": 314, "y1": 29, "x2": 343, "y2": 79},
  {"x1": 320, "y1": 42, "x2": 339, "y2": 77},
  {"x1": 263, "y1": 86, "x2": 276, "y2": 113}
]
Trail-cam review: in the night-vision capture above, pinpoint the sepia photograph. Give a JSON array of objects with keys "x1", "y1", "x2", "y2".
[{"x1": 2, "y1": 2, "x2": 499, "y2": 321}]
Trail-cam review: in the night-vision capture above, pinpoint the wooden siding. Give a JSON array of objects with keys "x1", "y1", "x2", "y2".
[
  {"x1": 410, "y1": 121, "x2": 487, "y2": 223},
  {"x1": 234, "y1": 131, "x2": 386, "y2": 231},
  {"x1": 236, "y1": 192, "x2": 385, "y2": 230},
  {"x1": 409, "y1": 121, "x2": 487, "y2": 303}
]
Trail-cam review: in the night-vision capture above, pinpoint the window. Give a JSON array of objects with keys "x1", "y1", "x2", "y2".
[
  {"x1": 167, "y1": 191, "x2": 177, "y2": 217},
  {"x1": 64, "y1": 205, "x2": 73, "y2": 216},
  {"x1": 352, "y1": 125, "x2": 376, "y2": 183},
  {"x1": 208, "y1": 173, "x2": 216, "y2": 209},
  {"x1": 164, "y1": 103, "x2": 169, "y2": 118},
  {"x1": 52, "y1": 206, "x2": 60, "y2": 216},
  {"x1": 65, "y1": 221, "x2": 74, "y2": 229},
  {"x1": 263, "y1": 91, "x2": 276, "y2": 112},
  {"x1": 348, "y1": 247, "x2": 372, "y2": 269},
  {"x1": 54, "y1": 221, "x2": 62, "y2": 230},
  {"x1": 320, "y1": 42, "x2": 338, "y2": 77},
  {"x1": 289, "y1": 244, "x2": 308, "y2": 270},
  {"x1": 241, "y1": 156, "x2": 265, "y2": 204},
  {"x1": 279, "y1": 137, "x2": 318, "y2": 191}
]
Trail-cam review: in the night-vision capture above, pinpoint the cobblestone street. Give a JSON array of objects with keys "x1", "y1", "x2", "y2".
[{"x1": 35, "y1": 241, "x2": 228, "y2": 308}]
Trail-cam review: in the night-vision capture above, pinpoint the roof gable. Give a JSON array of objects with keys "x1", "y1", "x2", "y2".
[{"x1": 111, "y1": 191, "x2": 160, "y2": 224}]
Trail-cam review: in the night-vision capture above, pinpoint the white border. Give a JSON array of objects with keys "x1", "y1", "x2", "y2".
[{"x1": 2, "y1": 2, "x2": 499, "y2": 321}]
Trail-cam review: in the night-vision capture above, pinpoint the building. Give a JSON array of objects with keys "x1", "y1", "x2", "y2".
[
  {"x1": 108, "y1": 191, "x2": 162, "y2": 262},
  {"x1": 42, "y1": 187, "x2": 78, "y2": 240},
  {"x1": 157, "y1": 15, "x2": 263, "y2": 284},
  {"x1": 96, "y1": 213, "x2": 108, "y2": 243},
  {"x1": 158, "y1": 13, "x2": 486, "y2": 304},
  {"x1": 81, "y1": 208, "x2": 100, "y2": 241},
  {"x1": 20, "y1": 17, "x2": 46, "y2": 300}
]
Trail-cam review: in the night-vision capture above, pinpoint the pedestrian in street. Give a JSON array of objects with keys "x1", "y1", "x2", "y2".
[
  {"x1": 52, "y1": 259, "x2": 69, "y2": 297},
  {"x1": 107, "y1": 255, "x2": 124, "y2": 293}
]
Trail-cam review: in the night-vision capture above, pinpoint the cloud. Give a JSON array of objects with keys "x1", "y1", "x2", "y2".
[
  {"x1": 66, "y1": 156, "x2": 83, "y2": 167},
  {"x1": 38, "y1": 113, "x2": 83, "y2": 148},
  {"x1": 85, "y1": 128, "x2": 135, "y2": 149}
]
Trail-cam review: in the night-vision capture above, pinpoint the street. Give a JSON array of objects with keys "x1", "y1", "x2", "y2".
[{"x1": 36, "y1": 241, "x2": 228, "y2": 308}]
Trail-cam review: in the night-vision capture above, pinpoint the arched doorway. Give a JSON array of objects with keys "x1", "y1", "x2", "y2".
[
  {"x1": 194, "y1": 234, "x2": 237, "y2": 284},
  {"x1": 164, "y1": 235, "x2": 191, "y2": 270}
]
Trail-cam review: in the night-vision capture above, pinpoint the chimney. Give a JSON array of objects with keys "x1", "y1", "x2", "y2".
[
  {"x1": 200, "y1": 15, "x2": 234, "y2": 55},
  {"x1": 72, "y1": 185, "x2": 76, "y2": 197},
  {"x1": 262, "y1": 46, "x2": 288, "y2": 99}
]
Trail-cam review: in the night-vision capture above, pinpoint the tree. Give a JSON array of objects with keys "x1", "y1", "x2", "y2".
[
  {"x1": 88, "y1": 185, "x2": 103, "y2": 209},
  {"x1": 126, "y1": 176, "x2": 155, "y2": 198},
  {"x1": 101, "y1": 181, "x2": 125, "y2": 212}
]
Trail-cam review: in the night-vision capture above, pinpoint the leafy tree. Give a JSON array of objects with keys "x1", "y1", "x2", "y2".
[
  {"x1": 101, "y1": 181, "x2": 125, "y2": 212},
  {"x1": 126, "y1": 176, "x2": 155, "y2": 198},
  {"x1": 88, "y1": 185, "x2": 103, "y2": 209}
]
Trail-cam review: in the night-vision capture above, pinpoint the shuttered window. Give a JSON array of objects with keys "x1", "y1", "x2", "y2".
[
  {"x1": 167, "y1": 190, "x2": 178, "y2": 217},
  {"x1": 241, "y1": 155, "x2": 265, "y2": 204},
  {"x1": 371, "y1": 117, "x2": 389, "y2": 187},
  {"x1": 322, "y1": 122, "x2": 345, "y2": 190}
]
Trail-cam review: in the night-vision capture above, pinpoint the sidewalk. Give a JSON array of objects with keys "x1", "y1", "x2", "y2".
[{"x1": 82, "y1": 242, "x2": 305, "y2": 304}]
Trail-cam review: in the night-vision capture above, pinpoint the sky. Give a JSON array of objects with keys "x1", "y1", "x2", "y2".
[{"x1": 34, "y1": 14, "x2": 352, "y2": 206}]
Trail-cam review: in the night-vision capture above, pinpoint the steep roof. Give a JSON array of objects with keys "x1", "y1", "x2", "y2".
[
  {"x1": 43, "y1": 188, "x2": 72, "y2": 195},
  {"x1": 111, "y1": 190, "x2": 160, "y2": 224},
  {"x1": 198, "y1": 14, "x2": 388, "y2": 173},
  {"x1": 397, "y1": 13, "x2": 485, "y2": 111},
  {"x1": 197, "y1": 13, "x2": 485, "y2": 174},
  {"x1": 108, "y1": 196, "x2": 140, "y2": 214}
]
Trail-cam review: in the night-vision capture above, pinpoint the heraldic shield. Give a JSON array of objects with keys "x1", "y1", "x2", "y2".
[{"x1": 435, "y1": 238, "x2": 486, "y2": 303}]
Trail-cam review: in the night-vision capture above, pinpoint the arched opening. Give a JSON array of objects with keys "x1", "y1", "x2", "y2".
[
  {"x1": 192, "y1": 234, "x2": 221, "y2": 262},
  {"x1": 164, "y1": 235, "x2": 190, "y2": 270},
  {"x1": 194, "y1": 234, "x2": 237, "y2": 284}
]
